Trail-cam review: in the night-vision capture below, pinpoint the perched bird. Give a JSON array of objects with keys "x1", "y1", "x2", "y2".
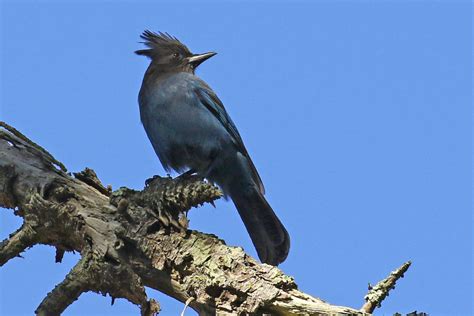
[{"x1": 136, "y1": 31, "x2": 290, "y2": 265}]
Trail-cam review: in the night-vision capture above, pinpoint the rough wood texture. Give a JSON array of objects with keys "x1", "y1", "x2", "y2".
[
  {"x1": 361, "y1": 261, "x2": 412, "y2": 313},
  {"x1": 0, "y1": 122, "x2": 407, "y2": 315}
]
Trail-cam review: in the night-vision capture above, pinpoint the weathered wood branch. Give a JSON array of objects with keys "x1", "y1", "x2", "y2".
[
  {"x1": 0, "y1": 122, "x2": 409, "y2": 315},
  {"x1": 0, "y1": 223, "x2": 38, "y2": 265},
  {"x1": 361, "y1": 261, "x2": 412, "y2": 314}
]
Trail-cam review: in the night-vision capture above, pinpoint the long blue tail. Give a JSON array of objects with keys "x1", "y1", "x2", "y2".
[
  {"x1": 211, "y1": 152, "x2": 290, "y2": 266},
  {"x1": 231, "y1": 185, "x2": 290, "y2": 265}
]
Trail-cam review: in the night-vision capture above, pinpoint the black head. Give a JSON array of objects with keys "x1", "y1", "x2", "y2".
[{"x1": 135, "y1": 30, "x2": 216, "y2": 73}]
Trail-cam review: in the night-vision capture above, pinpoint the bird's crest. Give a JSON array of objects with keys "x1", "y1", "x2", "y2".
[{"x1": 135, "y1": 30, "x2": 191, "y2": 59}]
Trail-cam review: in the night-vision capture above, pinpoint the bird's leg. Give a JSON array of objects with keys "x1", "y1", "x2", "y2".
[{"x1": 176, "y1": 168, "x2": 197, "y2": 180}]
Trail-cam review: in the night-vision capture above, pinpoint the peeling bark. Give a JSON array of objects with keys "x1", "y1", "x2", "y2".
[{"x1": 0, "y1": 122, "x2": 408, "y2": 315}]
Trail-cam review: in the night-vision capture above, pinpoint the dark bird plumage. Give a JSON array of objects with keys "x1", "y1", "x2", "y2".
[{"x1": 136, "y1": 30, "x2": 290, "y2": 265}]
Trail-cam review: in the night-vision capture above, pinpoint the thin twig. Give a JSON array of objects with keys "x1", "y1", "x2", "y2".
[
  {"x1": 361, "y1": 261, "x2": 412, "y2": 313},
  {"x1": 180, "y1": 297, "x2": 195, "y2": 316}
]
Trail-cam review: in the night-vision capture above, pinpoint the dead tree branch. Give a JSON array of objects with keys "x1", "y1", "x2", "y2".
[
  {"x1": 0, "y1": 122, "x2": 410, "y2": 315},
  {"x1": 361, "y1": 261, "x2": 412, "y2": 314}
]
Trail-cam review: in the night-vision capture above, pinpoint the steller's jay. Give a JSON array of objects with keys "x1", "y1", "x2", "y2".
[{"x1": 136, "y1": 31, "x2": 289, "y2": 266}]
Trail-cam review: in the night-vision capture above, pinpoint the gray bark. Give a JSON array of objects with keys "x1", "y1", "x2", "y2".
[{"x1": 0, "y1": 122, "x2": 407, "y2": 315}]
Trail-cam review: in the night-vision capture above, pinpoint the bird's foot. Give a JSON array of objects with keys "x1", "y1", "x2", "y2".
[{"x1": 176, "y1": 169, "x2": 197, "y2": 180}]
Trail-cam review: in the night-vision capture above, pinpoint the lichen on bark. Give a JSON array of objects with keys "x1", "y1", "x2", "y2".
[{"x1": 0, "y1": 121, "x2": 408, "y2": 315}]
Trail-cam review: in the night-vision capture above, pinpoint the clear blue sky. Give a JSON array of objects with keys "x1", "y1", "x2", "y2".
[{"x1": 1, "y1": 1, "x2": 472, "y2": 315}]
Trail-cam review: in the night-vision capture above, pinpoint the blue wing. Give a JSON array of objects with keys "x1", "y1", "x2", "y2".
[{"x1": 194, "y1": 83, "x2": 265, "y2": 195}]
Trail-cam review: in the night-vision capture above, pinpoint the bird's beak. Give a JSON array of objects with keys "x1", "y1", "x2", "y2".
[{"x1": 187, "y1": 52, "x2": 217, "y2": 67}]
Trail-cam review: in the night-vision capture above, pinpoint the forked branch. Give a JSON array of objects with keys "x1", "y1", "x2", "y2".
[{"x1": 0, "y1": 121, "x2": 411, "y2": 315}]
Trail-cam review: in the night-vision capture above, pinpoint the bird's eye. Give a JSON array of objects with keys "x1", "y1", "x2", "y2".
[{"x1": 173, "y1": 52, "x2": 180, "y2": 59}]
